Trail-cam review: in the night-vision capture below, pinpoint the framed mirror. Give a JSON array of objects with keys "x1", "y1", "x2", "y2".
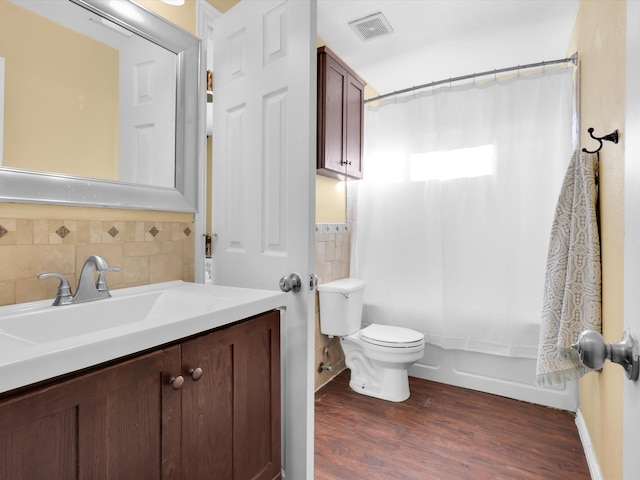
[{"x1": 0, "y1": 0, "x2": 201, "y2": 212}]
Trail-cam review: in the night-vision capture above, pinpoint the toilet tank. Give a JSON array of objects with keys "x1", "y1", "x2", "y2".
[{"x1": 317, "y1": 278, "x2": 365, "y2": 336}]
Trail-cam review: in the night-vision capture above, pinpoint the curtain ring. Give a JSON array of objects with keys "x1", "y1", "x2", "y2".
[
  {"x1": 517, "y1": 65, "x2": 520, "y2": 78},
  {"x1": 493, "y1": 69, "x2": 497, "y2": 82}
]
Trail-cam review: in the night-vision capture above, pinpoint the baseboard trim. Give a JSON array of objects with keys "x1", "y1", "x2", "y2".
[{"x1": 575, "y1": 409, "x2": 603, "y2": 480}]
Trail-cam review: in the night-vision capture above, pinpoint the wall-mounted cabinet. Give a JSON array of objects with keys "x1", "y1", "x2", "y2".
[
  {"x1": 317, "y1": 46, "x2": 366, "y2": 180},
  {"x1": 0, "y1": 310, "x2": 281, "y2": 480}
]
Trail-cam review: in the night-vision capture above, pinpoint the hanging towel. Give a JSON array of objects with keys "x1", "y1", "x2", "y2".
[{"x1": 535, "y1": 150, "x2": 601, "y2": 387}]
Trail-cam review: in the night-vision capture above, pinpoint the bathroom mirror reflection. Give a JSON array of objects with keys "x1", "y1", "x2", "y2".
[
  {"x1": 3, "y1": 0, "x2": 176, "y2": 187},
  {"x1": 0, "y1": 0, "x2": 201, "y2": 212}
]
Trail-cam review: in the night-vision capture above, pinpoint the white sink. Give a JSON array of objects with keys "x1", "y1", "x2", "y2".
[
  {"x1": 0, "y1": 333, "x2": 35, "y2": 349},
  {"x1": 0, "y1": 291, "x2": 163, "y2": 344}
]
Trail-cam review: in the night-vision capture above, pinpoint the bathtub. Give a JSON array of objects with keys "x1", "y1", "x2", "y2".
[{"x1": 409, "y1": 344, "x2": 578, "y2": 412}]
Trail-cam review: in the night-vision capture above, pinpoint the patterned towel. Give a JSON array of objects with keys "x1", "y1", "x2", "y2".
[{"x1": 535, "y1": 150, "x2": 602, "y2": 387}]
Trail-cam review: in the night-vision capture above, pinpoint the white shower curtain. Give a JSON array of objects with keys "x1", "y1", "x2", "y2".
[{"x1": 352, "y1": 69, "x2": 574, "y2": 358}]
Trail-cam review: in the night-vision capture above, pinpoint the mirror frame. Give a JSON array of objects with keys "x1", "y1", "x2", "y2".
[{"x1": 0, "y1": 0, "x2": 201, "y2": 212}]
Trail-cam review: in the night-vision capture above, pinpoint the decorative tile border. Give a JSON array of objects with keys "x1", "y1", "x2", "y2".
[{"x1": 315, "y1": 223, "x2": 349, "y2": 235}]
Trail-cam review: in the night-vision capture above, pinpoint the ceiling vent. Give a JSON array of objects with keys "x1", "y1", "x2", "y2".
[{"x1": 349, "y1": 12, "x2": 394, "y2": 42}]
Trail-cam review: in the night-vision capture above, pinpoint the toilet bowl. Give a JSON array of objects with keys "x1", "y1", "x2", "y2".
[{"x1": 317, "y1": 278, "x2": 425, "y2": 402}]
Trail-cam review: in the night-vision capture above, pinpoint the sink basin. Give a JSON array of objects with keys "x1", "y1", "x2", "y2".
[
  {"x1": 0, "y1": 291, "x2": 163, "y2": 344},
  {"x1": 0, "y1": 333, "x2": 35, "y2": 349}
]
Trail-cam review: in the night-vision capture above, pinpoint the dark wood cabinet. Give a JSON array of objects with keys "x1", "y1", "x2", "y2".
[
  {"x1": 182, "y1": 313, "x2": 281, "y2": 480},
  {"x1": 317, "y1": 46, "x2": 365, "y2": 180},
  {"x1": 0, "y1": 310, "x2": 281, "y2": 480}
]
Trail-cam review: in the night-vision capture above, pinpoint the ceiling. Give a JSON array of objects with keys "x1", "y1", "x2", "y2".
[{"x1": 316, "y1": 0, "x2": 580, "y2": 98}]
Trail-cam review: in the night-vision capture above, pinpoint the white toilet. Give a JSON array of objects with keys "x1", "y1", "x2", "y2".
[{"x1": 318, "y1": 278, "x2": 425, "y2": 402}]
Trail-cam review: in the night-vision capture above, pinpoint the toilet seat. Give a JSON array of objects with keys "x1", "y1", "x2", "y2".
[{"x1": 359, "y1": 324, "x2": 424, "y2": 348}]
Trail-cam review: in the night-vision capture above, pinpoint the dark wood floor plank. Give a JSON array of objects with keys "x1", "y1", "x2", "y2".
[{"x1": 315, "y1": 371, "x2": 590, "y2": 480}]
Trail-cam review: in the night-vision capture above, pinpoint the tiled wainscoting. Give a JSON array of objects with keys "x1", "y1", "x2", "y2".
[
  {"x1": 0, "y1": 205, "x2": 195, "y2": 306},
  {"x1": 314, "y1": 222, "x2": 351, "y2": 390}
]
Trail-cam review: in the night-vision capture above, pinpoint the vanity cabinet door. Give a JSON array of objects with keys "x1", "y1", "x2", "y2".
[
  {"x1": 181, "y1": 310, "x2": 281, "y2": 480},
  {"x1": 0, "y1": 346, "x2": 181, "y2": 480},
  {"x1": 181, "y1": 326, "x2": 234, "y2": 478},
  {"x1": 78, "y1": 346, "x2": 182, "y2": 480},
  {"x1": 232, "y1": 310, "x2": 281, "y2": 480}
]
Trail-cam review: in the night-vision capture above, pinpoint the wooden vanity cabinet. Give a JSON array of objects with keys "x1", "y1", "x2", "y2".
[
  {"x1": 0, "y1": 310, "x2": 281, "y2": 480},
  {"x1": 317, "y1": 46, "x2": 366, "y2": 180}
]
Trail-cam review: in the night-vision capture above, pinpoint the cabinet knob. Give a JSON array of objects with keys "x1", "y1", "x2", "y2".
[
  {"x1": 189, "y1": 367, "x2": 203, "y2": 381},
  {"x1": 169, "y1": 375, "x2": 184, "y2": 390},
  {"x1": 340, "y1": 160, "x2": 352, "y2": 166}
]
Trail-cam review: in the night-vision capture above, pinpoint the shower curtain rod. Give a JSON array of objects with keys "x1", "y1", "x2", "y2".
[{"x1": 364, "y1": 52, "x2": 578, "y2": 104}]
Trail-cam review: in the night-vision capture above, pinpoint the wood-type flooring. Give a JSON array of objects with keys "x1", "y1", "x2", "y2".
[{"x1": 315, "y1": 370, "x2": 590, "y2": 480}]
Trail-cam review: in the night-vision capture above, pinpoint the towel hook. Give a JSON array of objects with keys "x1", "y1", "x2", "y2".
[{"x1": 582, "y1": 127, "x2": 619, "y2": 154}]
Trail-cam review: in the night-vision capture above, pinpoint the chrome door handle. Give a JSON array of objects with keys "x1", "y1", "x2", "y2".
[
  {"x1": 279, "y1": 273, "x2": 302, "y2": 293},
  {"x1": 309, "y1": 273, "x2": 319, "y2": 291}
]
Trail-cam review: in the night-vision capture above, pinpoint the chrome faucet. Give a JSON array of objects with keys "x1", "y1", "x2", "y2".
[
  {"x1": 73, "y1": 255, "x2": 120, "y2": 304},
  {"x1": 38, "y1": 255, "x2": 120, "y2": 306}
]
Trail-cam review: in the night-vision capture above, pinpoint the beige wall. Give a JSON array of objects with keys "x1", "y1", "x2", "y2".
[
  {"x1": 316, "y1": 175, "x2": 347, "y2": 223},
  {"x1": 570, "y1": 1, "x2": 626, "y2": 479}
]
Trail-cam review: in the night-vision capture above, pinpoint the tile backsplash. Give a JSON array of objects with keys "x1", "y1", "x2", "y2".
[{"x1": 0, "y1": 207, "x2": 194, "y2": 306}]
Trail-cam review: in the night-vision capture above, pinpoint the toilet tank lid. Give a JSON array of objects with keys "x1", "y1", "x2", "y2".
[{"x1": 317, "y1": 278, "x2": 365, "y2": 293}]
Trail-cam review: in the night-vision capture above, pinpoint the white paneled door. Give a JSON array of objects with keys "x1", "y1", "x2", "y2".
[
  {"x1": 212, "y1": 1, "x2": 316, "y2": 478},
  {"x1": 625, "y1": 2, "x2": 640, "y2": 478},
  {"x1": 119, "y1": 37, "x2": 176, "y2": 187}
]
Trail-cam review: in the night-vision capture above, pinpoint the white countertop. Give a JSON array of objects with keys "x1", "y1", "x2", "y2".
[{"x1": 0, "y1": 281, "x2": 287, "y2": 394}]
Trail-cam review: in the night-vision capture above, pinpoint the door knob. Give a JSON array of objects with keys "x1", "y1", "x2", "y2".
[
  {"x1": 279, "y1": 273, "x2": 302, "y2": 292},
  {"x1": 572, "y1": 330, "x2": 639, "y2": 380}
]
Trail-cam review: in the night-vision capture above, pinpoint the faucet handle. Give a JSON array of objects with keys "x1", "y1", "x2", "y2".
[
  {"x1": 37, "y1": 273, "x2": 73, "y2": 306},
  {"x1": 96, "y1": 267, "x2": 121, "y2": 293}
]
